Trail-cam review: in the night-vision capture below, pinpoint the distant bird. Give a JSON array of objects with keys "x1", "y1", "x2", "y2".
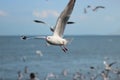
[
  {"x1": 73, "y1": 72, "x2": 85, "y2": 80},
  {"x1": 24, "y1": 66, "x2": 28, "y2": 74},
  {"x1": 87, "y1": 5, "x2": 91, "y2": 8},
  {"x1": 88, "y1": 66, "x2": 100, "y2": 80},
  {"x1": 103, "y1": 60, "x2": 117, "y2": 80},
  {"x1": 101, "y1": 71, "x2": 109, "y2": 80},
  {"x1": 84, "y1": 8, "x2": 87, "y2": 14},
  {"x1": 17, "y1": 71, "x2": 23, "y2": 80},
  {"x1": 21, "y1": 56, "x2": 27, "y2": 62},
  {"x1": 90, "y1": 66, "x2": 95, "y2": 70},
  {"x1": 103, "y1": 61, "x2": 117, "y2": 71},
  {"x1": 93, "y1": 6, "x2": 105, "y2": 11},
  {"x1": 62, "y1": 69, "x2": 68, "y2": 76},
  {"x1": 20, "y1": 35, "x2": 28, "y2": 40},
  {"x1": 36, "y1": 50, "x2": 43, "y2": 57},
  {"x1": 90, "y1": 74, "x2": 100, "y2": 80},
  {"x1": 47, "y1": 73, "x2": 56, "y2": 78},
  {"x1": 45, "y1": 72, "x2": 58, "y2": 80},
  {"x1": 21, "y1": 0, "x2": 76, "y2": 53},
  {"x1": 73, "y1": 72, "x2": 81, "y2": 80}
]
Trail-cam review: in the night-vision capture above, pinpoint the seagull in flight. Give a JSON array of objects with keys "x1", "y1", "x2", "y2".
[
  {"x1": 21, "y1": 0, "x2": 76, "y2": 53},
  {"x1": 93, "y1": 6, "x2": 105, "y2": 11},
  {"x1": 103, "y1": 60, "x2": 117, "y2": 71}
]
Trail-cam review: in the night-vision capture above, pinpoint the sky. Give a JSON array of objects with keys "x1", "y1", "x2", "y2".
[{"x1": 0, "y1": 0, "x2": 120, "y2": 36}]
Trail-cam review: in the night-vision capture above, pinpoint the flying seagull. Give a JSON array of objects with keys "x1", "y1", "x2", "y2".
[
  {"x1": 101, "y1": 71, "x2": 109, "y2": 80},
  {"x1": 87, "y1": 5, "x2": 91, "y2": 8},
  {"x1": 93, "y1": 6, "x2": 105, "y2": 11},
  {"x1": 21, "y1": 0, "x2": 76, "y2": 53},
  {"x1": 84, "y1": 8, "x2": 87, "y2": 14},
  {"x1": 103, "y1": 61, "x2": 117, "y2": 71}
]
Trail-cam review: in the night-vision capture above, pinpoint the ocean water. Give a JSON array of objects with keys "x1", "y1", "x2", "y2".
[{"x1": 0, "y1": 35, "x2": 120, "y2": 80}]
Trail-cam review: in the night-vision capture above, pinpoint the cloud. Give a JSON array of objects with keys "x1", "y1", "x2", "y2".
[
  {"x1": 0, "y1": 10, "x2": 7, "y2": 17},
  {"x1": 33, "y1": 10, "x2": 59, "y2": 18}
]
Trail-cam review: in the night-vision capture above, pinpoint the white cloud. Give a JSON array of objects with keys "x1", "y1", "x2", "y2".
[
  {"x1": 0, "y1": 10, "x2": 7, "y2": 17},
  {"x1": 33, "y1": 10, "x2": 59, "y2": 18}
]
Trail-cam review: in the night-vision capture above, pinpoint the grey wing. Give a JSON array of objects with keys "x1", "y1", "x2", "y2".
[
  {"x1": 109, "y1": 62, "x2": 117, "y2": 67},
  {"x1": 93, "y1": 6, "x2": 105, "y2": 11},
  {"x1": 53, "y1": 0, "x2": 76, "y2": 37}
]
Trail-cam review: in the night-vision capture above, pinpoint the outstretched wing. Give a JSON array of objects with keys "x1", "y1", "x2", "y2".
[
  {"x1": 109, "y1": 61, "x2": 117, "y2": 67},
  {"x1": 34, "y1": 20, "x2": 46, "y2": 24},
  {"x1": 93, "y1": 6, "x2": 105, "y2": 11},
  {"x1": 53, "y1": 0, "x2": 76, "y2": 37},
  {"x1": 20, "y1": 35, "x2": 46, "y2": 40}
]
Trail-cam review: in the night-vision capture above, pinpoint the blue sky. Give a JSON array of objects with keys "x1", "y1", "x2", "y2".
[{"x1": 0, "y1": 0, "x2": 120, "y2": 35}]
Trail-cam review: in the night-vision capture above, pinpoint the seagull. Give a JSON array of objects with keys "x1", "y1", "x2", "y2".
[
  {"x1": 24, "y1": 66, "x2": 28, "y2": 74},
  {"x1": 73, "y1": 72, "x2": 85, "y2": 80},
  {"x1": 103, "y1": 60, "x2": 117, "y2": 71},
  {"x1": 17, "y1": 71, "x2": 23, "y2": 80},
  {"x1": 62, "y1": 69, "x2": 68, "y2": 76},
  {"x1": 36, "y1": 50, "x2": 43, "y2": 57},
  {"x1": 21, "y1": 0, "x2": 76, "y2": 53},
  {"x1": 45, "y1": 72, "x2": 58, "y2": 80},
  {"x1": 90, "y1": 66, "x2": 95, "y2": 70},
  {"x1": 84, "y1": 8, "x2": 87, "y2": 14},
  {"x1": 101, "y1": 71, "x2": 109, "y2": 80},
  {"x1": 21, "y1": 35, "x2": 28, "y2": 40},
  {"x1": 103, "y1": 60, "x2": 117, "y2": 79},
  {"x1": 92, "y1": 6, "x2": 105, "y2": 11},
  {"x1": 90, "y1": 74, "x2": 100, "y2": 80},
  {"x1": 73, "y1": 72, "x2": 81, "y2": 80},
  {"x1": 21, "y1": 56, "x2": 27, "y2": 62},
  {"x1": 87, "y1": 5, "x2": 91, "y2": 8}
]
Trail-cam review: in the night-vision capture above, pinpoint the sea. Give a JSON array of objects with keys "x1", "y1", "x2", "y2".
[{"x1": 0, "y1": 35, "x2": 120, "y2": 80}]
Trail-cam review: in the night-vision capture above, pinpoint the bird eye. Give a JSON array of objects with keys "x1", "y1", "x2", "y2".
[{"x1": 47, "y1": 37, "x2": 50, "y2": 39}]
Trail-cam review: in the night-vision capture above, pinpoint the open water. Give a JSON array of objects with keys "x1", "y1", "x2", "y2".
[{"x1": 0, "y1": 35, "x2": 120, "y2": 80}]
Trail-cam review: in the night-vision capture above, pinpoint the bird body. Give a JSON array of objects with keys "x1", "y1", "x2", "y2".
[
  {"x1": 45, "y1": 0, "x2": 76, "y2": 52},
  {"x1": 46, "y1": 36, "x2": 68, "y2": 46}
]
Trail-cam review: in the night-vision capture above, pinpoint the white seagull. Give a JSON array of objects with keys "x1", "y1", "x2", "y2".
[
  {"x1": 21, "y1": 0, "x2": 76, "y2": 53},
  {"x1": 103, "y1": 60, "x2": 117, "y2": 71}
]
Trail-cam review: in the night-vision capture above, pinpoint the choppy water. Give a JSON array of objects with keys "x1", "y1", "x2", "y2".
[{"x1": 0, "y1": 35, "x2": 120, "y2": 80}]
